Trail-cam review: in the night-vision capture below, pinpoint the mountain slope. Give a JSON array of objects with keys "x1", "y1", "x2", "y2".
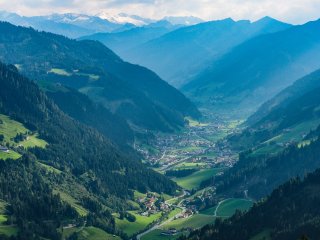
[
  {"x1": 186, "y1": 166, "x2": 320, "y2": 240},
  {"x1": 228, "y1": 69, "x2": 320, "y2": 153},
  {"x1": 248, "y1": 69, "x2": 320, "y2": 125},
  {"x1": 123, "y1": 17, "x2": 292, "y2": 86},
  {"x1": 45, "y1": 85, "x2": 134, "y2": 147},
  {"x1": 0, "y1": 62, "x2": 178, "y2": 238},
  {"x1": 80, "y1": 21, "x2": 178, "y2": 56},
  {"x1": 0, "y1": 21, "x2": 200, "y2": 133},
  {"x1": 183, "y1": 19, "x2": 320, "y2": 111}
]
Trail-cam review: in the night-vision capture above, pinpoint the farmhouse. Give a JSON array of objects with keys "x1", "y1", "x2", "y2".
[{"x1": 0, "y1": 145, "x2": 9, "y2": 153}]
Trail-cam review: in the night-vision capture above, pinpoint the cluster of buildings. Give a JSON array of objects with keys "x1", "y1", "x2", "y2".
[
  {"x1": 0, "y1": 145, "x2": 9, "y2": 153},
  {"x1": 137, "y1": 193, "x2": 171, "y2": 217}
]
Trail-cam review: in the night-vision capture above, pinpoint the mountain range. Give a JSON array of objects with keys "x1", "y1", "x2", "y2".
[
  {"x1": 0, "y1": 22, "x2": 200, "y2": 138},
  {"x1": 183, "y1": 19, "x2": 320, "y2": 113},
  {"x1": 0, "y1": 11, "x2": 203, "y2": 39},
  {"x1": 113, "y1": 17, "x2": 292, "y2": 87}
]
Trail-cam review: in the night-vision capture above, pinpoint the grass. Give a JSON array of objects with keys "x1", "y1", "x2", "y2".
[
  {"x1": 0, "y1": 114, "x2": 47, "y2": 160},
  {"x1": 141, "y1": 229, "x2": 182, "y2": 240},
  {"x1": 115, "y1": 211, "x2": 162, "y2": 237},
  {"x1": 174, "y1": 162, "x2": 206, "y2": 170},
  {"x1": 76, "y1": 227, "x2": 121, "y2": 240},
  {"x1": 200, "y1": 206, "x2": 217, "y2": 215},
  {"x1": 173, "y1": 168, "x2": 224, "y2": 190},
  {"x1": 216, "y1": 199, "x2": 253, "y2": 217},
  {"x1": 0, "y1": 226, "x2": 19, "y2": 237},
  {"x1": 20, "y1": 134, "x2": 47, "y2": 148},
  {"x1": 134, "y1": 191, "x2": 147, "y2": 200},
  {"x1": 0, "y1": 151, "x2": 21, "y2": 160},
  {"x1": 0, "y1": 114, "x2": 28, "y2": 144},
  {"x1": 54, "y1": 190, "x2": 88, "y2": 216},
  {"x1": 163, "y1": 214, "x2": 216, "y2": 230},
  {"x1": 38, "y1": 162, "x2": 62, "y2": 174},
  {"x1": 167, "y1": 208, "x2": 182, "y2": 219}
]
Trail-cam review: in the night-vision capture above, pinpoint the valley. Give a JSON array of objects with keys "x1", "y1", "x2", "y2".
[
  {"x1": 0, "y1": 5, "x2": 319, "y2": 240},
  {"x1": 130, "y1": 111, "x2": 253, "y2": 240}
]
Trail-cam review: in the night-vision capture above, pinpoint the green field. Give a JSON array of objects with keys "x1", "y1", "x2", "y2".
[
  {"x1": 216, "y1": 199, "x2": 253, "y2": 217},
  {"x1": 0, "y1": 151, "x2": 21, "y2": 160},
  {"x1": 141, "y1": 229, "x2": 182, "y2": 240},
  {"x1": 116, "y1": 211, "x2": 162, "y2": 237},
  {"x1": 162, "y1": 214, "x2": 216, "y2": 230},
  {"x1": 173, "y1": 168, "x2": 224, "y2": 190},
  {"x1": 0, "y1": 200, "x2": 18, "y2": 237},
  {"x1": 174, "y1": 162, "x2": 206, "y2": 170},
  {"x1": 200, "y1": 206, "x2": 217, "y2": 215},
  {"x1": 54, "y1": 190, "x2": 88, "y2": 216},
  {"x1": 20, "y1": 134, "x2": 47, "y2": 148},
  {"x1": 77, "y1": 227, "x2": 121, "y2": 240},
  {"x1": 0, "y1": 225, "x2": 19, "y2": 237},
  {"x1": 0, "y1": 114, "x2": 47, "y2": 160}
]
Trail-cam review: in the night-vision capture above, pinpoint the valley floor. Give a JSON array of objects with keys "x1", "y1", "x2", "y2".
[{"x1": 132, "y1": 110, "x2": 253, "y2": 240}]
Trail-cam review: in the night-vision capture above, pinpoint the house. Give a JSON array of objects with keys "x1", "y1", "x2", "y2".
[{"x1": 0, "y1": 146, "x2": 9, "y2": 153}]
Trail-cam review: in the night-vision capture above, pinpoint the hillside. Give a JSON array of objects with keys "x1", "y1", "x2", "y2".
[
  {"x1": 0, "y1": 21, "x2": 200, "y2": 133},
  {"x1": 122, "y1": 17, "x2": 291, "y2": 87},
  {"x1": 183, "y1": 19, "x2": 320, "y2": 112},
  {"x1": 45, "y1": 85, "x2": 134, "y2": 147},
  {"x1": 0, "y1": 62, "x2": 178, "y2": 239},
  {"x1": 185, "y1": 167, "x2": 320, "y2": 240},
  {"x1": 228, "y1": 69, "x2": 320, "y2": 153},
  {"x1": 248, "y1": 69, "x2": 320, "y2": 125}
]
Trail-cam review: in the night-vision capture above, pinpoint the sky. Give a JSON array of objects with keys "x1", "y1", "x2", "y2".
[{"x1": 0, "y1": 0, "x2": 319, "y2": 24}]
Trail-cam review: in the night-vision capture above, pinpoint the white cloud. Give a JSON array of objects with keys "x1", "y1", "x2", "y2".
[{"x1": 0, "y1": 0, "x2": 319, "y2": 24}]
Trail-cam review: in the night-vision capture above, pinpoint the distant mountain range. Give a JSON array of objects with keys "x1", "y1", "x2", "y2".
[
  {"x1": 116, "y1": 17, "x2": 292, "y2": 87},
  {"x1": 183, "y1": 19, "x2": 320, "y2": 113},
  {"x1": 0, "y1": 11, "x2": 203, "y2": 38}
]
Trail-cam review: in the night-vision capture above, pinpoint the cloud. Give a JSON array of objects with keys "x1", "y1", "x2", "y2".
[{"x1": 0, "y1": 0, "x2": 319, "y2": 24}]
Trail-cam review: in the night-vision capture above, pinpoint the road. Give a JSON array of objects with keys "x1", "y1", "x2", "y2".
[{"x1": 214, "y1": 198, "x2": 231, "y2": 217}]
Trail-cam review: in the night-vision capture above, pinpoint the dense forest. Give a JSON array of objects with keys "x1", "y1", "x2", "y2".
[{"x1": 0, "y1": 62, "x2": 179, "y2": 239}]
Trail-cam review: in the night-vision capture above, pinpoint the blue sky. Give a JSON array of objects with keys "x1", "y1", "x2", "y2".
[{"x1": 0, "y1": 0, "x2": 319, "y2": 24}]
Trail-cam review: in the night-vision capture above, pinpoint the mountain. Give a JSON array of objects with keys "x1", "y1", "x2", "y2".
[
  {"x1": 45, "y1": 85, "x2": 134, "y2": 147},
  {"x1": 248, "y1": 69, "x2": 320, "y2": 125},
  {"x1": 0, "y1": 11, "x2": 135, "y2": 38},
  {"x1": 0, "y1": 22, "x2": 200, "y2": 133},
  {"x1": 0, "y1": 62, "x2": 178, "y2": 239},
  {"x1": 163, "y1": 16, "x2": 203, "y2": 25},
  {"x1": 80, "y1": 20, "x2": 180, "y2": 56},
  {"x1": 122, "y1": 17, "x2": 292, "y2": 87},
  {"x1": 185, "y1": 166, "x2": 320, "y2": 240},
  {"x1": 97, "y1": 12, "x2": 155, "y2": 26},
  {"x1": 228, "y1": 69, "x2": 320, "y2": 153},
  {"x1": 183, "y1": 19, "x2": 320, "y2": 112}
]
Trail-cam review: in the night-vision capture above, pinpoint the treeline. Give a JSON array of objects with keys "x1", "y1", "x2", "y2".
[{"x1": 183, "y1": 168, "x2": 320, "y2": 240}]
